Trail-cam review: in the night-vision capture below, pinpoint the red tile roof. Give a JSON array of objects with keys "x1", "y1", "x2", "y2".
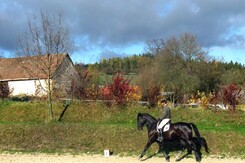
[{"x1": 0, "y1": 54, "x2": 67, "y2": 81}]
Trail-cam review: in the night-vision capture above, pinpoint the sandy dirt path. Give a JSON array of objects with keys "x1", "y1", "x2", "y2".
[{"x1": 0, "y1": 153, "x2": 244, "y2": 163}]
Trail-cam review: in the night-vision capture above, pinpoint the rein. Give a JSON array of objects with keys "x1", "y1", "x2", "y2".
[
  {"x1": 142, "y1": 113, "x2": 157, "y2": 123},
  {"x1": 140, "y1": 113, "x2": 157, "y2": 130}
]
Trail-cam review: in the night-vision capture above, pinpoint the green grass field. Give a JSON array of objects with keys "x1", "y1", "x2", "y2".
[{"x1": 0, "y1": 100, "x2": 244, "y2": 158}]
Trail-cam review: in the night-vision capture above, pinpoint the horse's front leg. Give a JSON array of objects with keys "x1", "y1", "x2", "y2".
[{"x1": 139, "y1": 140, "x2": 154, "y2": 160}]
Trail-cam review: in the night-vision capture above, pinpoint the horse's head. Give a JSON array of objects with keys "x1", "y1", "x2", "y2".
[{"x1": 137, "y1": 113, "x2": 147, "y2": 130}]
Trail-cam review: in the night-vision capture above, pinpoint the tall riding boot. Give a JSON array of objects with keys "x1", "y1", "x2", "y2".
[{"x1": 157, "y1": 131, "x2": 163, "y2": 142}]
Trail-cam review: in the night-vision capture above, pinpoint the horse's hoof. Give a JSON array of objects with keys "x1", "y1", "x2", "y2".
[
  {"x1": 175, "y1": 158, "x2": 181, "y2": 162},
  {"x1": 138, "y1": 156, "x2": 143, "y2": 161},
  {"x1": 196, "y1": 158, "x2": 201, "y2": 162},
  {"x1": 166, "y1": 156, "x2": 170, "y2": 162}
]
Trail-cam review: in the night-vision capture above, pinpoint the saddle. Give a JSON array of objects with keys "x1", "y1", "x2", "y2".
[{"x1": 157, "y1": 121, "x2": 170, "y2": 132}]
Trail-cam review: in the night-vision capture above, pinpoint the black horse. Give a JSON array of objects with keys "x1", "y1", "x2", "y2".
[
  {"x1": 161, "y1": 136, "x2": 210, "y2": 161},
  {"x1": 137, "y1": 112, "x2": 209, "y2": 162}
]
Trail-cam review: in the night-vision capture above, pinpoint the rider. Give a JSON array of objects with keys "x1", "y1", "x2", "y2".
[{"x1": 157, "y1": 99, "x2": 171, "y2": 142}]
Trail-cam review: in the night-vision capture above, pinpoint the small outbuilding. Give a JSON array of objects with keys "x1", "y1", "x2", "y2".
[{"x1": 0, "y1": 54, "x2": 79, "y2": 97}]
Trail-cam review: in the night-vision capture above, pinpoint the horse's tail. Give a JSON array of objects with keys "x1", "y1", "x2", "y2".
[
  {"x1": 190, "y1": 123, "x2": 201, "y2": 145},
  {"x1": 200, "y1": 137, "x2": 210, "y2": 153}
]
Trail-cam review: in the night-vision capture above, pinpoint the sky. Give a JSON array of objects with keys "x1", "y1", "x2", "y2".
[{"x1": 0, "y1": 0, "x2": 245, "y2": 65}]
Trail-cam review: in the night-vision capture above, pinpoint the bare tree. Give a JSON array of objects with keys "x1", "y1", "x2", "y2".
[
  {"x1": 179, "y1": 33, "x2": 206, "y2": 61},
  {"x1": 144, "y1": 38, "x2": 165, "y2": 55},
  {"x1": 17, "y1": 11, "x2": 73, "y2": 121},
  {"x1": 165, "y1": 33, "x2": 207, "y2": 73}
]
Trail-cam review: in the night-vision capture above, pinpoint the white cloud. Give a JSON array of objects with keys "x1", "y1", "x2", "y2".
[{"x1": 0, "y1": 0, "x2": 245, "y2": 64}]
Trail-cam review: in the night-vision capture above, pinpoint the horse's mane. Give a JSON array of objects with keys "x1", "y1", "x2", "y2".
[{"x1": 138, "y1": 112, "x2": 157, "y2": 123}]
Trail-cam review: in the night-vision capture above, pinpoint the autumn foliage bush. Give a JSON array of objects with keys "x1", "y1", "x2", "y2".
[
  {"x1": 187, "y1": 83, "x2": 242, "y2": 112},
  {"x1": 188, "y1": 91, "x2": 213, "y2": 110},
  {"x1": 126, "y1": 85, "x2": 142, "y2": 102},
  {"x1": 100, "y1": 73, "x2": 142, "y2": 105},
  {"x1": 222, "y1": 83, "x2": 241, "y2": 112},
  {"x1": 71, "y1": 72, "x2": 142, "y2": 106}
]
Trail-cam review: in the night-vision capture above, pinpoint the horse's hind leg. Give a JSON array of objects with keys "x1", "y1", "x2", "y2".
[
  {"x1": 181, "y1": 139, "x2": 201, "y2": 162},
  {"x1": 175, "y1": 150, "x2": 190, "y2": 162},
  {"x1": 188, "y1": 140, "x2": 201, "y2": 162},
  {"x1": 175, "y1": 150, "x2": 184, "y2": 162}
]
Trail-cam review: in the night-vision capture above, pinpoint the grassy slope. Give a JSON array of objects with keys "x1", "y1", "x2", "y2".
[{"x1": 0, "y1": 100, "x2": 244, "y2": 158}]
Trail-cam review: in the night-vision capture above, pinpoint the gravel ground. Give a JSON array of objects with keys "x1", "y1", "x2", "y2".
[{"x1": 0, "y1": 153, "x2": 244, "y2": 163}]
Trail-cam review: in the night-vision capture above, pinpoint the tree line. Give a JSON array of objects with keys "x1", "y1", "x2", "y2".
[
  {"x1": 76, "y1": 33, "x2": 245, "y2": 104},
  {"x1": 78, "y1": 53, "x2": 154, "y2": 75},
  {"x1": 79, "y1": 52, "x2": 245, "y2": 79}
]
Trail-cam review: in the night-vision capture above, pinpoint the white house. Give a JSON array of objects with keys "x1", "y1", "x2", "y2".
[{"x1": 0, "y1": 54, "x2": 78, "y2": 97}]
